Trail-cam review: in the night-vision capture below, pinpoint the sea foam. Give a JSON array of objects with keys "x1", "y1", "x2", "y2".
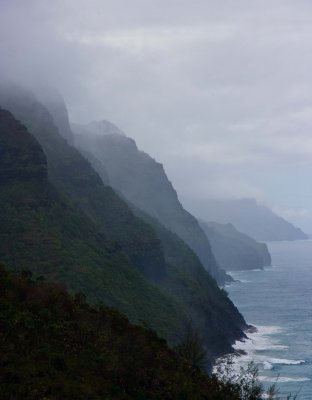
[
  {"x1": 266, "y1": 358, "x2": 305, "y2": 366},
  {"x1": 221, "y1": 325, "x2": 305, "y2": 375},
  {"x1": 260, "y1": 376, "x2": 310, "y2": 383}
]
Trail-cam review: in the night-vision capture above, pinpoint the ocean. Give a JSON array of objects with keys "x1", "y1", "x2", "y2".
[{"x1": 224, "y1": 240, "x2": 312, "y2": 399}]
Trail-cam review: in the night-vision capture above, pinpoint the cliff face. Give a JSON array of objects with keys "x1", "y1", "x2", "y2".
[
  {"x1": 37, "y1": 89, "x2": 74, "y2": 145},
  {"x1": 0, "y1": 84, "x2": 167, "y2": 282},
  {"x1": 188, "y1": 198, "x2": 308, "y2": 242},
  {"x1": 128, "y1": 203, "x2": 247, "y2": 357},
  {"x1": 0, "y1": 108, "x2": 47, "y2": 206},
  {"x1": 0, "y1": 85, "x2": 247, "y2": 358},
  {"x1": 200, "y1": 221, "x2": 271, "y2": 271},
  {"x1": 73, "y1": 121, "x2": 227, "y2": 284},
  {"x1": 0, "y1": 107, "x2": 183, "y2": 339}
]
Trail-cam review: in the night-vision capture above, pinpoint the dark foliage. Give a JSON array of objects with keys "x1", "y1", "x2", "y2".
[
  {"x1": 175, "y1": 323, "x2": 209, "y2": 370},
  {"x1": 0, "y1": 265, "x2": 243, "y2": 400}
]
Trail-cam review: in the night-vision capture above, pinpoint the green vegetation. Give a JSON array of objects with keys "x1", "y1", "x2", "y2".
[
  {"x1": 0, "y1": 266, "x2": 289, "y2": 399},
  {"x1": 73, "y1": 122, "x2": 228, "y2": 283},
  {"x1": 0, "y1": 107, "x2": 184, "y2": 340},
  {"x1": 0, "y1": 88, "x2": 292, "y2": 400},
  {"x1": 129, "y1": 204, "x2": 246, "y2": 359},
  {"x1": 175, "y1": 323, "x2": 209, "y2": 370},
  {"x1": 0, "y1": 84, "x2": 167, "y2": 281},
  {"x1": 0, "y1": 265, "x2": 230, "y2": 400},
  {"x1": 0, "y1": 87, "x2": 246, "y2": 359},
  {"x1": 214, "y1": 356, "x2": 298, "y2": 400}
]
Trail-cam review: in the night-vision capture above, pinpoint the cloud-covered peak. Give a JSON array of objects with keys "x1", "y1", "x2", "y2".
[
  {"x1": 87, "y1": 120, "x2": 126, "y2": 137},
  {"x1": 2, "y1": 0, "x2": 312, "y2": 229}
]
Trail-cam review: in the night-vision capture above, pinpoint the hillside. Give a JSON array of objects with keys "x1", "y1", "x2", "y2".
[
  {"x1": 200, "y1": 221, "x2": 271, "y2": 271},
  {"x1": 0, "y1": 265, "x2": 244, "y2": 400},
  {"x1": 127, "y1": 202, "x2": 246, "y2": 357},
  {"x1": 72, "y1": 121, "x2": 227, "y2": 283},
  {"x1": 71, "y1": 119, "x2": 271, "y2": 274},
  {"x1": 0, "y1": 84, "x2": 167, "y2": 282},
  {"x1": 0, "y1": 87, "x2": 247, "y2": 357},
  {"x1": 0, "y1": 106, "x2": 184, "y2": 338},
  {"x1": 186, "y1": 198, "x2": 308, "y2": 242}
]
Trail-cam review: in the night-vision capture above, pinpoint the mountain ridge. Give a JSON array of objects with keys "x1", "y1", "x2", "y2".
[
  {"x1": 0, "y1": 85, "x2": 247, "y2": 358},
  {"x1": 0, "y1": 84, "x2": 168, "y2": 282},
  {"x1": 73, "y1": 120, "x2": 228, "y2": 283},
  {"x1": 186, "y1": 197, "x2": 308, "y2": 242},
  {"x1": 0, "y1": 106, "x2": 184, "y2": 339},
  {"x1": 200, "y1": 220, "x2": 271, "y2": 271}
]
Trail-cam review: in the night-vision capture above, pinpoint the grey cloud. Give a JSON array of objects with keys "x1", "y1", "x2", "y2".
[{"x1": 2, "y1": 0, "x2": 312, "y2": 229}]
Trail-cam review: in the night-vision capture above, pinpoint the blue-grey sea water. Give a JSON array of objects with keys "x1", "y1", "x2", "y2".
[{"x1": 225, "y1": 240, "x2": 312, "y2": 399}]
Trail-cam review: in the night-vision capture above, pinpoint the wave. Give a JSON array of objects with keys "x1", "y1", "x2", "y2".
[
  {"x1": 266, "y1": 358, "x2": 305, "y2": 366},
  {"x1": 255, "y1": 325, "x2": 284, "y2": 335},
  {"x1": 232, "y1": 326, "x2": 306, "y2": 367},
  {"x1": 263, "y1": 361, "x2": 273, "y2": 370},
  {"x1": 234, "y1": 342, "x2": 288, "y2": 353},
  {"x1": 260, "y1": 376, "x2": 310, "y2": 383},
  {"x1": 216, "y1": 324, "x2": 307, "y2": 376},
  {"x1": 233, "y1": 325, "x2": 287, "y2": 354},
  {"x1": 217, "y1": 324, "x2": 308, "y2": 386}
]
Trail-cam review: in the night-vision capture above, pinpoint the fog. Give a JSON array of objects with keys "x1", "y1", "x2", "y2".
[{"x1": 2, "y1": 0, "x2": 312, "y2": 231}]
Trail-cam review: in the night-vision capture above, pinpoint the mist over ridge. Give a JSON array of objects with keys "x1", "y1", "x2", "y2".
[
  {"x1": 2, "y1": 2, "x2": 312, "y2": 396},
  {"x1": 2, "y1": 1, "x2": 312, "y2": 232}
]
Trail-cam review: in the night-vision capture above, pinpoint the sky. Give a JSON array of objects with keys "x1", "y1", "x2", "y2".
[{"x1": 2, "y1": 0, "x2": 312, "y2": 231}]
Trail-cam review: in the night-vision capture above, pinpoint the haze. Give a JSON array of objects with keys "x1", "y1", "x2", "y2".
[{"x1": 2, "y1": 0, "x2": 312, "y2": 231}]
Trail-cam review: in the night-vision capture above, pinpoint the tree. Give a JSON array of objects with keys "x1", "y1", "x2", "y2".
[{"x1": 175, "y1": 322, "x2": 208, "y2": 370}]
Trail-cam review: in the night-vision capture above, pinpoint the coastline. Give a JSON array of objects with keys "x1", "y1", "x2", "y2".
[{"x1": 217, "y1": 251, "x2": 312, "y2": 398}]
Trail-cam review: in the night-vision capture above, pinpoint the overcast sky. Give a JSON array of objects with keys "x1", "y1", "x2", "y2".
[{"x1": 2, "y1": 0, "x2": 312, "y2": 230}]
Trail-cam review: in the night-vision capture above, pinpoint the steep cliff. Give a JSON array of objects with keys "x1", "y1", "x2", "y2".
[
  {"x1": 0, "y1": 107, "x2": 183, "y2": 338},
  {"x1": 200, "y1": 221, "x2": 271, "y2": 271},
  {"x1": 37, "y1": 89, "x2": 74, "y2": 145},
  {"x1": 127, "y1": 203, "x2": 247, "y2": 357},
  {"x1": 0, "y1": 86, "x2": 247, "y2": 358},
  {"x1": 73, "y1": 121, "x2": 227, "y2": 283},
  {"x1": 0, "y1": 84, "x2": 167, "y2": 282}
]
